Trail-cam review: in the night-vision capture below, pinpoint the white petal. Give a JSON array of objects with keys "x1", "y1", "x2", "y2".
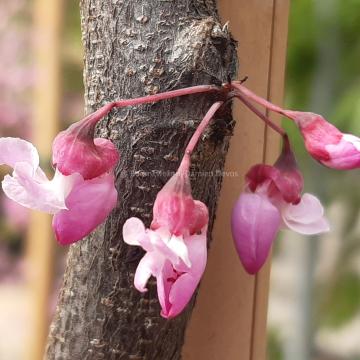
[
  {"x1": 148, "y1": 229, "x2": 179, "y2": 265},
  {"x1": 51, "y1": 168, "x2": 82, "y2": 199},
  {"x1": 168, "y1": 235, "x2": 191, "y2": 268},
  {"x1": 343, "y1": 133, "x2": 360, "y2": 151}
]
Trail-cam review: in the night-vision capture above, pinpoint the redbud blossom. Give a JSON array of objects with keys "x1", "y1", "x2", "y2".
[
  {"x1": 123, "y1": 163, "x2": 208, "y2": 318},
  {"x1": 231, "y1": 137, "x2": 329, "y2": 274},
  {"x1": 282, "y1": 110, "x2": 360, "y2": 170},
  {"x1": 122, "y1": 101, "x2": 223, "y2": 319},
  {"x1": 232, "y1": 82, "x2": 360, "y2": 170},
  {"x1": 0, "y1": 137, "x2": 118, "y2": 245},
  {"x1": 52, "y1": 104, "x2": 119, "y2": 180}
]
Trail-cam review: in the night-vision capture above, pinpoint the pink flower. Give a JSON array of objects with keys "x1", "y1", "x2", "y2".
[
  {"x1": 52, "y1": 104, "x2": 119, "y2": 180},
  {"x1": 123, "y1": 167, "x2": 208, "y2": 318},
  {"x1": 0, "y1": 137, "x2": 118, "y2": 245},
  {"x1": 233, "y1": 83, "x2": 360, "y2": 170},
  {"x1": 283, "y1": 111, "x2": 360, "y2": 170},
  {"x1": 231, "y1": 137, "x2": 329, "y2": 274}
]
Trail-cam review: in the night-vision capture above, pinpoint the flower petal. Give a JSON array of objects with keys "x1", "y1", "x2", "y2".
[
  {"x1": 282, "y1": 193, "x2": 330, "y2": 234},
  {"x1": 52, "y1": 124, "x2": 119, "y2": 180},
  {"x1": 0, "y1": 137, "x2": 39, "y2": 170},
  {"x1": 52, "y1": 172, "x2": 117, "y2": 245},
  {"x1": 344, "y1": 134, "x2": 360, "y2": 151},
  {"x1": 246, "y1": 163, "x2": 303, "y2": 205},
  {"x1": 147, "y1": 228, "x2": 179, "y2": 265},
  {"x1": 188, "y1": 200, "x2": 209, "y2": 235},
  {"x1": 157, "y1": 259, "x2": 174, "y2": 317},
  {"x1": 123, "y1": 217, "x2": 147, "y2": 246},
  {"x1": 134, "y1": 252, "x2": 161, "y2": 293},
  {"x1": 282, "y1": 193, "x2": 324, "y2": 224},
  {"x1": 165, "y1": 231, "x2": 207, "y2": 318},
  {"x1": 168, "y1": 235, "x2": 191, "y2": 268},
  {"x1": 2, "y1": 166, "x2": 76, "y2": 214},
  {"x1": 231, "y1": 193, "x2": 281, "y2": 274},
  {"x1": 324, "y1": 134, "x2": 360, "y2": 170}
]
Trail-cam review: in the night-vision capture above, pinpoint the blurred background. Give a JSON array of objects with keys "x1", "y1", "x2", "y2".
[
  {"x1": 0, "y1": 1, "x2": 82, "y2": 358},
  {"x1": 0, "y1": 1, "x2": 359, "y2": 359},
  {"x1": 268, "y1": 1, "x2": 360, "y2": 360}
]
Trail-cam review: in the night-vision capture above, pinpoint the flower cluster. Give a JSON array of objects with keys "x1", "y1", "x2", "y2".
[
  {"x1": 0, "y1": 81, "x2": 359, "y2": 318},
  {"x1": 0, "y1": 107, "x2": 119, "y2": 245}
]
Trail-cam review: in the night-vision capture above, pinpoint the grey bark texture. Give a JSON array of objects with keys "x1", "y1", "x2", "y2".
[{"x1": 45, "y1": 1, "x2": 237, "y2": 359}]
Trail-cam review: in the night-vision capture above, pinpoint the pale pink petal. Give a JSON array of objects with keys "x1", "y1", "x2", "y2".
[
  {"x1": 52, "y1": 173, "x2": 117, "y2": 245},
  {"x1": 282, "y1": 193, "x2": 330, "y2": 235},
  {"x1": 283, "y1": 216, "x2": 330, "y2": 235},
  {"x1": 2, "y1": 165, "x2": 76, "y2": 214},
  {"x1": 231, "y1": 193, "x2": 281, "y2": 274},
  {"x1": 134, "y1": 252, "x2": 162, "y2": 293},
  {"x1": 0, "y1": 137, "x2": 39, "y2": 170},
  {"x1": 282, "y1": 193, "x2": 324, "y2": 223},
  {"x1": 123, "y1": 217, "x2": 147, "y2": 246}
]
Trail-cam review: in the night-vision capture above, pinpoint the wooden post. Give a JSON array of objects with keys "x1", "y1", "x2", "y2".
[
  {"x1": 183, "y1": 1, "x2": 290, "y2": 359},
  {"x1": 26, "y1": 0, "x2": 63, "y2": 359}
]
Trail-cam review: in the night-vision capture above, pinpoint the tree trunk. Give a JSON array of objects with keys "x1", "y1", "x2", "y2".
[{"x1": 45, "y1": 1, "x2": 237, "y2": 359}]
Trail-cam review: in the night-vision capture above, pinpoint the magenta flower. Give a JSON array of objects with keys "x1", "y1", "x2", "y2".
[
  {"x1": 231, "y1": 137, "x2": 329, "y2": 274},
  {"x1": 0, "y1": 137, "x2": 118, "y2": 245},
  {"x1": 282, "y1": 110, "x2": 360, "y2": 170},
  {"x1": 123, "y1": 167, "x2": 208, "y2": 318}
]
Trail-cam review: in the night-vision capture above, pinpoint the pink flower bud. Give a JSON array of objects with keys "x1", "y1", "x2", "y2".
[
  {"x1": 52, "y1": 105, "x2": 119, "y2": 179},
  {"x1": 283, "y1": 110, "x2": 360, "y2": 170}
]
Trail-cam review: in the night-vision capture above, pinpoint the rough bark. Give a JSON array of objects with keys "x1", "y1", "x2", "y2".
[{"x1": 46, "y1": 1, "x2": 237, "y2": 359}]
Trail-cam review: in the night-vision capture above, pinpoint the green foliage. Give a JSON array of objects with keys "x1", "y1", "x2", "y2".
[
  {"x1": 267, "y1": 329, "x2": 284, "y2": 360},
  {"x1": 319, "y1": 272, "x2": 360, "y2": 329},
  {"x1": 61, "y1": 1, "x2": 83, "y2": 92},
  {"x1": 270, "y1": 0, "x2": 360, "y2": 358}
]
